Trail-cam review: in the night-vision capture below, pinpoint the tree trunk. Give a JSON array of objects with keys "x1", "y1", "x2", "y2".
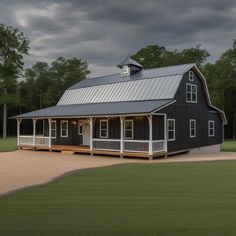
[
  {"x1": 233, "y1": 114, "x2": 236, "y2": 141},
  {"x1": 3, "y1": 88, "x2": 7, "y2": 138}
]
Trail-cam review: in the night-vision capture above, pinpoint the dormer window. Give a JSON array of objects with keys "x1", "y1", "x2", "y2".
[
  {"x1": 117, "y1": 56, "x2": 143, "y2": 76},
  {"x1": 189, "y1": 71, "x2": 194, "y2": 81},
  {"x1": 122, "y1": 65, "x2": 130, "y2": 76}
]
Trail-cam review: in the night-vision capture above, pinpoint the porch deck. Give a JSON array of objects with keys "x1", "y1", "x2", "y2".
[{"x1": 19, "y1": 144, "x2": 167, "y2": 159}]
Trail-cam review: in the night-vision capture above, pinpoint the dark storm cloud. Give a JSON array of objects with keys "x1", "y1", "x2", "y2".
[{"x1": 0, "y1": 0, "x2": 236, "y2": 76}]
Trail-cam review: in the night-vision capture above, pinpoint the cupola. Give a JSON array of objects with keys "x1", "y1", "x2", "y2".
[{"x1": 117, "y1": 56, "x2": 143, "y2": 76}]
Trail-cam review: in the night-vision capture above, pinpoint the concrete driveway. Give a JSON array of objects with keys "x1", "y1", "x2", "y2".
[{"x1": 0, "y1": 150, "x2": 236, "y2": 196}]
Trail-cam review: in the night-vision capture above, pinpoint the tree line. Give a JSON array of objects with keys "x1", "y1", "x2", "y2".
[{"x1": 0, "y1": 24, "x2": 235, "y2": 139}]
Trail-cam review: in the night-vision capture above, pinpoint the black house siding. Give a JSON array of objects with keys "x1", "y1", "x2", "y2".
[{"x1": 158, "y1": 70, "x2": 223, "y2": 153}]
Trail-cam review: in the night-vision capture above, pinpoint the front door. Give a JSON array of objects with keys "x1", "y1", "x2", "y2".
[{"x1": 83, "y1": 123, "x2": 90, "y2": 146}]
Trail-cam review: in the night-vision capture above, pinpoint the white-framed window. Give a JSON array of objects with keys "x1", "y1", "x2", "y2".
[
  {"x1": 122, "y1": 65, "x2": 130, "y2": 76},
  {"x1": 189, "y1": 71, "x2": 194, "y2": 81},
  {"x1": 78, "y1": 123, "x2": 83, "y2": 135},
  {"x1": 60, "y1": 120, "x2": 68, "y2": 138},
  {"x1": 167, "y1": 119, "x2": 175, "y2": 141},
  {"x1": 190, "y1": 119, "x2": 196, "y2": 138},
  {"x1": 100, "y1": 119, "x2": 108, "y2": 138},
  {"x1": 186, "y1": 83, "x2": 197, "y2": 103},
  {"x1": 51, "y1": 121, "x2": 56, "y2": 138},
  {"x1": 208, "y1": 120, "x2": 215, "y2": 137},
  {"x1": 124, "y1": 120, "x2": 134, "y2": 139}
]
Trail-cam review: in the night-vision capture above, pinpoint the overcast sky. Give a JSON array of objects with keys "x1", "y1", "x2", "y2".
[{"x1": 0, "y1": 0, "x2": 235, "y2": 77}]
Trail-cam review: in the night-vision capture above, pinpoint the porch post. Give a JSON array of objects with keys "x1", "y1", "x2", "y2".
[
  {"x1": 120, "y1": 116, "x2": 124, "y2": 155},
  {"x1": 148, "y1": 115, "x2": 153, "y2": 155},
  {"x1": 48, "y1": 118, "x2": 52, "y2": 148},
  {"x1": 89, "y1": 117, "x2": 93, "y2": 152},
  {"x1": 17, "y1": 119, "x2": 22, "y2": 147},
  {"x1": 33, "y1": 118, "x2": 37, "y2": 148},
  {"x1": 164, "y1": 114, "x2": 167, "y2": 152}
]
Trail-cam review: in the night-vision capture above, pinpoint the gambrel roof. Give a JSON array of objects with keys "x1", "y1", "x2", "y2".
[
  {"x1": 58, "y1": 63, "x2": 195, "y2": 105},
  {"x1": 13, "y1": 63, "x2": 226, "y2": 124}
]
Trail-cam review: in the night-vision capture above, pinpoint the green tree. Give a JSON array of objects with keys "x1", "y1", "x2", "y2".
[
  {"x1": 0, "y1": 24, "x2": 30, "y2": 138},
  {"x1": 132, "y1": 44, "x2": 209, "y2": 68}
]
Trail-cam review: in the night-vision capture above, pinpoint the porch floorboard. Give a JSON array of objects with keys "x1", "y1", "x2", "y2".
[{"x1": 19, "y1": 145, "x2": 167, "y2": 159}]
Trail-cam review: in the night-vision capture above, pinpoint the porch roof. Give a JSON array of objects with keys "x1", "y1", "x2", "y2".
[{"x1": 13, "y1": 99, "x2": 173, "y2": 119}]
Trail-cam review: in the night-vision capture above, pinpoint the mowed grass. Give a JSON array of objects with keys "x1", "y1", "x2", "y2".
[
  {"x1": 0, "y1": 137, "x2": 17, "y2": 152},
  {"x1": 1, "y1": 162, "x2": 236, "y2": 236},
  {"x1": 221, "y1": 140, "x2": 236, "y2": 152}
]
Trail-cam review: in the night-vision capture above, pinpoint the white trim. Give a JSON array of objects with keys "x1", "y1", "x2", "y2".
[
  {"x1": 124, "y1": 119, "x2": 134, "y2": 139},
  {"x1": 51, "y1": 120, "x2": 56, "y2": 139},
  {"x1": 151, "y1": 100, "x2": 176, "y2": 113},
  {"x1": 148, "y1": 115, "x2": 153, "y2": 155},
  {"x1": 120, "y1": 116, "x2": 124, "y2": 153},
  {"x1": 190, "y1": 119, "x2": 196, "y2": 138},
  {"x1": 186, "y1": 83, "x2": 197, "y2": 103},
  {"x1": 48, "y1": 118, "x2": 52, "y2": 148},
  {"x1": 189, "y1": 70, "x2": 194, "y2": 81},
  {"x1": 99, "y1": 119, "x2": 108, "y2": 138},
  {"x1": 208, "y1": 120, "x2": 215, "y2": 137},
  {"x1": 60, "y1": 120, "x2": 68, "y2": 138},
  {"x1": 89, "y1": 118, "x2": 93, "y2": 151},
  {"x1": 167, "y1": 119, "x2": 175, "y2": 141}
]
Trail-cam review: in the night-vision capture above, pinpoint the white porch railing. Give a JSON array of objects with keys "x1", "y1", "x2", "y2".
[
  {"x1": 124, "y1": 140, "x2": 149, "y2": 152},
  {"x1": 152, "y1": 140, "x2": 166, "y2": 152},
  {"x1": 35, "y1": 136, "x2": 50, "y2": 146},
  {"x1": 19, "y1": 135, "x2": 34, "y2": 146},
  {"x1": 93, "y1": 138, "x2": 120, "y2": 151},
  {"x1": 19, "y1": 135, "x2": 50, "y2": 147}
]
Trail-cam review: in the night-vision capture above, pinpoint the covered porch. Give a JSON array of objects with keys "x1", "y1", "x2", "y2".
[{"x1": 17, "y1": 114, "x2": 167, "y2": 159}]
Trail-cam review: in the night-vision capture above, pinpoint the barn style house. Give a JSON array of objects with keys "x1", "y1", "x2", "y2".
[{"x1": 14, "y1": 57, "x2": 226, "y2": 159}]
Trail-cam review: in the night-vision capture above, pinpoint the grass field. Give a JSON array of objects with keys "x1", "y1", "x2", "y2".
[
  {"x1": 221, "y1": 140, "x2": 236, "y2": 152},
  {"x1": 0, "y1": 137, "x2": 17, "y2": 152},
  {"x1": 1, "y1": 161, "x2": 236, "y2": 235}
]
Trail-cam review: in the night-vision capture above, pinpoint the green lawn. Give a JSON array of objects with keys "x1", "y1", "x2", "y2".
[
  {"x1": 0, "y1": 137, "x2": 17, "y2": 152},
  {"x1": 1, "y1": 162, "x2": 236, "y2": 235},
  {"x1": 221, "y1": 140, "x2": 236, "y2": 152}
]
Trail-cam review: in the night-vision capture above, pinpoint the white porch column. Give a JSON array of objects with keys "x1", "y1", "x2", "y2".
[
  {"x1": 120, "y1": 116, "x2": 124, "y2": 153},
  {"x1": 89, "y1": 117, "x2": 93, "y2": 151},
  {"x1": 48, "y1": 118, "x2": 52, "y2": 148},
  {"x1": 33, "y1": 119, "x2": 37, "y2": 148},
  {"x1": 164, "y1": 114, "x2": 167, "y2": 152},
  {"x1": 148, "y1": 115, "x2": 153, "y2": 155},
  {"x1": 17, "y1": 119, "x2": 22, "y2": 147}
]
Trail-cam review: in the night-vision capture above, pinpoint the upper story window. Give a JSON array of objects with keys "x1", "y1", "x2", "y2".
[
  {"x1": 189, "y1": 71, "x2": 194, "y2": 81},
  {"x1": 51, "y1": 121, "x2": 56, "y2": 138},
  {"x1": 60, "y1": 120, "x2": 68, "y2": 138},
  {"x1": 186, "y1": 83, "x2": 197, "y2": 103},
  {"x1": 124, "y1": 120, "x2": 134, "y2": 139},
  {"x1": 190, "y1": 119, "x2": 196, "y2": 138},
  {"x1": 167, "y1": 119, "x2": 175, "y2": 141},
  {"x1": 208, "y1": 120, "x2": 215, "y2": 137},
  {"x1": 121, "y1": 65, "x2": 130, "y2": 76},
  {"x1": 100, "y1": 120, "x2": 108, "y2": 138}
]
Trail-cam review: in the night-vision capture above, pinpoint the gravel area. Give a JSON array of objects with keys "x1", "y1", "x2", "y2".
[{"x1": 0, "y1": 150, "x2": 236, "y2": 195}]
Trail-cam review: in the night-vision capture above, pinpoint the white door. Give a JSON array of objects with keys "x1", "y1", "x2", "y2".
[{"x1": 83, "y1": 123, "x2": 90, "y2": 146}]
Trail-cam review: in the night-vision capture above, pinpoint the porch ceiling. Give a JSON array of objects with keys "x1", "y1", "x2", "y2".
[{"x1": 13, "y1": 99, "x2": 173, "y2": 119}]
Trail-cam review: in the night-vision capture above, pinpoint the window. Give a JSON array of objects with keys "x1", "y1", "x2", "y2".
[
  {"x1": 208, "y1": 120, "x2": 215, "y2": 137},
  {"x1": 190, "y1": 119, "x2": 196, "y2": 138},
  {"x1": 122, "y1": 65, "x2": 130, "y2": 76},
  {"x1": 167, "y1": 119, "x2": 175, "y2": 141},
  {"x1": 189, "y1": 71, "x2": 194, "y2": 81},
  {"x1": 100, "y1": 120, "x2": 108, "y2": 138},
  {"x1": 124, "y1": 120, "x2": 133, "y2": 139},
  {"x1": 186, "y1": 83, "x2": 197, "y2": 103},
  {"x1": 51, "y1": 121, "x2": 56, "y2": 138},
  {"x1": 78, "y1": 123, "x2": 83, "y2": 135},
  {"x1": 60, "y1": 120, "x2": 68, "y2": 137}
]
